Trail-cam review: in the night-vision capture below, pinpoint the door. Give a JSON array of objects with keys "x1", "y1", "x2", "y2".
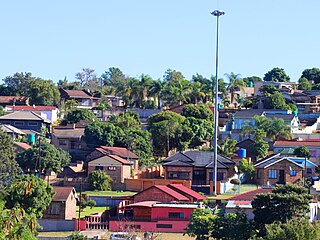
[{"x1": 279, "y1": 170, "x2": 285, "y2": 184}]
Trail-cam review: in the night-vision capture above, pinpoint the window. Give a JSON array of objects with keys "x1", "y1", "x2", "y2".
[
  {"x1": 28, "y1": 122, "x2": 38, "y2": 126},
  {"x1": 156, "y1": 224, "x2": 172, "y2": 229},
  {"x1": 167, "y1": 171, "x2": 189, "y2": 180},
  {"x1": 268, "y1": 169, "x2": 277, "y2": 179},
  {"x1": 108, "y1": 166, "x2": 116, "y2": 171},
  {"x1": 95, "y1": 166, "x2": 103, "y2": 170},
  {"x1": 307, "y1": 168, "x2": 312, "y2": 174},
  {"x1": 290, "y1": 170, "x2": 297, "y2": 176},
  {"x1": 168, "y1": 212, "x2": 184, "y2": 219},
  {"x1": 59, "y1": 139, "x2": 67, "y2": 146},
  {"x1": 14, "y1": 121, "x2": 24, "y2": 126}
]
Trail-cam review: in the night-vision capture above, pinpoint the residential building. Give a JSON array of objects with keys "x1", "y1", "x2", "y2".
[
  {"x1": 0, "y1": 124, "x2": 26, "y2": 139},
  {"x1": 5, "y1": 105, "x2": 59, "y2": 123},
  {"x1": 235, "y1": 138, "x2": 255, "y2": 158},
  {"x1": 226, "y1": 188, "x2": 272, "y2": 220},
  {"x1": 86, "y1": 146, "x2": 139, "y2": 173},
  {"x1": 303, "y1": 90, "x2": 320, "y2": 112},
  {"x1": 274, "y1": 139, "x2": 320, "y2": 165},
  {"x1": 254, "y1": 155, "x2": 317, "y2": 186},
  {"x1": 87, "y1": 154, "x2": 133, "y2": 190},
  {"x1": 109, "y1": 201, "x2": 202, "y2": 233},
  {"x1": 0, "y1": 111, "x2": 51, "y2": 133},
  {"x1": 254, "y1": 81, "x2": 298, "y2": 96},
  {"x1": 162, "y1": 150, "x2": 236, "y2": 194},
  {"x1": 59, "y1": 89, "x2": 100, "y2": 109},
  {"x1": 52, "y1": 125, "x2": 86, "y2": 152},
  {"x1": 43, "y1": 186, "x2": 78, "y2": 220},
  {"x1": 13, "y1": 142, "x2": 31, "y2": 153},
  {"x1": 0, "y1": 96, "x2": 29, "y2": 107}
]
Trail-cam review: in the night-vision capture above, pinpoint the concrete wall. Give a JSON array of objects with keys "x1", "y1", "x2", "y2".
[{"x1": 38, "y1": 219, "x2": 75, "y2": 232}]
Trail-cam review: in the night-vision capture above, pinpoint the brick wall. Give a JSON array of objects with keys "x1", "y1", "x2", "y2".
[
  {"x1": 164, "y1": 166, "x2": 193, "y2": 181},
  {"x1": 125, "y1": 179, "x2": 191, "y2": 192},
  {"x1": 133, "y1": 187, "x2": 178, "y2": 203},
  {"x1": 255, "y1": 160, "x2": 303, "y2": 186}
]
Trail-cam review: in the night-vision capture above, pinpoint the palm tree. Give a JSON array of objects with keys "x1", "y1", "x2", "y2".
[
  {"x1": 149, "y1": 79, "x2": 164, "y2": 109},
  {"x1": 218, "y1": 138, "x2": 239, "y2": 157},
  {"x1": 189, "y1": 81, "x2": 205, "y2": 104},
  {"x1": 266, "y1": 118, "x2": 292, "y2": 141},
  {"x1": 225, "y1": 72, "x2": 244, "y2": 107},
  {"x1": 139, "y1": 74, "x2": 153, "y2": 104}
]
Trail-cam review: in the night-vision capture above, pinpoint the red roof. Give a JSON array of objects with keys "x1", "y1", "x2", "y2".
[
  {"x1": 14, "y1": 142, "x2": 32, "y2": 150},
  {"x1": 228, "y1": 188, "x2": 272, "y2": 201},
  {"x1": 126, "y1": 201, "x2": 159, "y2": 208},
  {"x1": 168, "y1": 184, "x2": 206, "y2": 201},
  {"x1": 274, "y1": 139, "x2": 320, "y2": 147},
  {"x1": 64, "y1": 90, "x2": 92, "y2": 98},
  {"x1": 6, "y1": 105, "x2": 57, "y2": 111},
  {"x1": 52, "y1": 186, "x2": 75, "y2": 201},
  {"x1": 0, "y1": 96, "x2": 28, "y2": 103},
  {"x1": 153, "y1": 185, "x2": 189, "y2": 201},
  {"x1": 97, "y1": 146, "x2": 139, "y2": 159},
  {"x1": 109, "y1": 154, "x2": 133, "y2": 165}
]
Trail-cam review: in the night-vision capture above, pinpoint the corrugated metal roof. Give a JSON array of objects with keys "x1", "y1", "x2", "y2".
[
  {"x1": 168, "y1": 184, "x2": 206, "y2": 201},
  {"x1": 153, "y1": 185, "x2": 189, "y2": 201}
]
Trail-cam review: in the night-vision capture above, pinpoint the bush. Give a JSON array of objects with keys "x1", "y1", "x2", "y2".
[
  {"x1": 230, "y1": 178, "x2": 241, "y2": 185},
  {"x1": 88, "y1": 170, "x2": 113, "y2": 191},
  {"x1": 87, "y1": 199, "x2": 96, "y2": 209}
]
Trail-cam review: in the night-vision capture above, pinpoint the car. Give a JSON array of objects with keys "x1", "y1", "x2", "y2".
[{"x1": 109, "y1": 232, "x2": 141, "y2": 240}]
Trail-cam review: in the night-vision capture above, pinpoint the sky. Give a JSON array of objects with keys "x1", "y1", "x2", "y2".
[{"x1": 1, "y1": 0, "x2": 319, "y2": 84}]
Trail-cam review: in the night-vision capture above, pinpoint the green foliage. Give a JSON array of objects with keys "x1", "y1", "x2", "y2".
[
  {"x1": 5, "y1": 174, "x2": 54, "y2": 218},
  {"x1": 252, "y1": 184, "x2": 312, "y2": 233},
  {"x1": 264, "y1": 219, "x2": 320, "y2": 240},
  {"x1": 298, "y1": 77, "x2": 312, "y2": 90},
  {"x1": 218, "y1": 138, "x2": 239, "y2": 157},
  {"x1": 253, "y1": 140, "x2": 269, "y2": 160},
  {"x1": 69, "y1": 231, "x2": 89, "y2": 240},
  {"x1": 87, "y1": 199, "x2": 96, "y2": 209},
  {"x1": 181, "y1": 104, "x2": 214, "y2": 120},
  {"x1": 185, "y1": 208, "x2": 215, "y2": 240},
  {"x1": 259, "y1": 84, "x2": 280, "y2": 97},
  {"x1": 95, "y1": 99, "x2": 111, "y2": 110},
  {"x1": 313, "y1": 83, "x2": 320, "y2": 90},
  {"x1": 84, "y1": 121, "x2": 124, "y2": 148},
  {"x1": 294, "y1": 146, "x2": 311, "y2": 158},
  {"x1": 225, "y1": 72, "x2": 244, "y2": 105},
  {"x1": 266, "y1": 92, "x2": 288, "y2": 109},
  {"x1": 242, "y1": 76, "x2": 262, "y2": 86},
  {"x1": 184, "y1": 117, "x2": 213, "y2": 148},
  {"x1": 242, "y1": 99, "x2": 253, "y2": 109},
  {"x1": 238, "y1": 159, "x2": 255, "y2": 182},
  {"x1": 0, "y1": 129, "x2": 21, "y2": 188},
  {"x1": 79, "y1": 199, "x2": 87, "y2": 211},
  {"x1": 301, "y1": 67, "x2": 320, "y2": 84},
  {"x1": 109, "y1": 112, "x2": 141, "y2": 130},
  {"x1": 263, "y1": 67, "x2": 290, "y2": 82},
  {"x1": 64, "y1": 109, "x2": 97, "y2": 124},
  {"x1": 211, "y1": 208, "x2": 255, "y2": 240},
  {"x1": 16, "y1": 141, "x2": 71, "y2": 173},
  {"x1": 88, "y1": 170, "x2": 113, "y2": 191}
]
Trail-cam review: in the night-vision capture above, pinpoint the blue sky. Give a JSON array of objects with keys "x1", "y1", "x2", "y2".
[{"x1": 1, "y1": 0, "x2": 319, "y2": 83}]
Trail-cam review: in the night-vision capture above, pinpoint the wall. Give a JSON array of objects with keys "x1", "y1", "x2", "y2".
[
  {"x1": 109, "y1": 220, "x2": 190, "y2": 233},
  {"x1": 125, "y1": 178, "x2": 191, "y2": 192},
  {"x1": 164, "y1": 166, "x2": 193, "y2": 181},
  {"x1": 133, "y1": 187, "x2": 178, "y2": 203},
  {"x1": 151, "y1": 207, "x2": 194, "y2": 220},
  {"x1": 38, "y1": 219, "x2": 75, "y2": 232},
  {"x1": 65, "y1": 193, "x2": 77, "y2": 220}
]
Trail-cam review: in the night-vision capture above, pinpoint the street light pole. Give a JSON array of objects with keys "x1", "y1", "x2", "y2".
[{"x1": 211, "y1": 10, "x2": 225, "y2": 196}]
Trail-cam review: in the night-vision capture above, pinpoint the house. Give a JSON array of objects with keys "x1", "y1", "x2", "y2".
[
  {"x1": 43, "y1": 186, "x2": 78, "y2": 220},
  {"x1": 52, "y1": 125, "x2": 86, "y2": 152},
  {"x1": 303, "y1": 90, "x2": 320, "y2": 112},
  {"x1": 162, "y1": 150, "x2": 236, "y2": 193},
  {"x1": 254, "y1": 155, "x2": 317, "y2": 186},
  {"x1": 235, "y1": 138, "x2": 255, "y2": 158},
  {"x1": 0, "y1": 111, "x2": 51, "y2": 134},
  {"x1": 226, "y1": 188, "x2": 272, "y2": 220},
  {"x1": 86, "y1": 146, "x2": 139, "y2": 172},
  {"x1": 282, "y1": 91, "x2": 312, "y2": 113},
  {"x1": 0, "y1": 96, "x2": 29, "y2": 107},
  {"x1": 254, "y1": 81, "x2": 298, "y2": 96},
  {"x1": 59, "y1": 89, "x2": 100, "y2": 109},
  {"x1": 5, "y1": 105, "x2": 59, "y2": 123},
  {"x1": 274, "y1": 139, "x2": 320, "y2": 165},
  {"x1": 167, "y1": 184, "x2": 207, "y2": 202},
  {"x1": 87, "y1": 154, "x2": 133, "y2": 190},
  {"x1": 0, "y1": 124, "x2": 26, "y2": 139},
  {"x1": 109, "y1": 201, "x2": 202, "y2": 233},
  {"x1": 13, "y1": 142, "x2": 31, "y2": 153}
]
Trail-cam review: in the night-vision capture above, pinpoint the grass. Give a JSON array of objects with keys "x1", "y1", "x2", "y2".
[
  {"x1": 77, "y1": 206, "x2": 109, "y2": 218},
  {"x1": 102, "y1": 232, "x2": 195, "y2": 240},
  {"x1": 207, "y1": 184, "x2": 260, "y2": 200},
  {"x1": 82, "y1": 190, "x2": 137, "y2": 197},
  {"x1": 37, "y1": 231, "x2": 74, "y2": 237}
]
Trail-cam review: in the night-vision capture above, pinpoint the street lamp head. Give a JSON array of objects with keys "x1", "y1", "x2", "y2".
[{"x1": 211, "y1": 10, "x2": 225, "y2": 17}]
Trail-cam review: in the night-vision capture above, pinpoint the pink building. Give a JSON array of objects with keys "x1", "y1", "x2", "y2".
[{"x1": 109, "y1": 201, "x2": 201, "y2": 233}]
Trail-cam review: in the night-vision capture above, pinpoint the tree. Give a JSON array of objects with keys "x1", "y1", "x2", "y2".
[
  {"x1": 263, "y1": 67, "x2": 290, "y2": 82},
  {"x1": 238, "y1": 159, "x2": 255, "y2": 182},
  {"x1": 185, "y1": 208, "x2": 215, "y2": 240},
  {"x1": 259, "y1": 84, "x2": 279, "y2": 97},
  {"x1": 87, "y1": 199, "x2": 96, "y2": 209},
  {"x1": 148, "y1": 79, "x2": 164, "y2": 109},
  {"x1": 181, "y1": 104, "x2": 214, "y2": 121},
  {"x1": 5, "y1": 174, "x2": 54, "y2": 218},
  {"x1": 69, "y1": 231, "x2": 89, "y2": 240},
  {"x1": 218, "y1": 138, "x2": 238, "y2": 157},
  {"x1": 75, "y1": 68, "x2": 99, "y2": 89},
  {"x1": 298, "y1": 77, "x2": 312, "y2": 90},
  {"x1": 184, "y1": 117, "x2": 213, "y2": 148},
  {"x1": 163, "y1": 69, "x2": 185, "y2": 82},
  {"x1": 252, "y1": 184, "x2": 312, "y2": 233},
  {"x1": 0, "y1": 128, "x2": 21, "y2": 188},
  {"x1": 84, "y1": 122, "x2": 124, "y2": 148},
  {"x1": 266, "y1": 92, "x2": 287, "y2": 109},
  {"x1": 266, "y1": 118, "x2": 292, "y2": 141},
  {"x1": 27, "y1": 79, "x2": 60, "y2": 106},
  {"x1": 101, "y1": 67, "x2": 126, "y2": 87},
  {"x1": 225, "y1": 72, "x2": 244, "y2": 106},
  {"x1": 263, "y1": 219, "x2": 320, "y2": 240},
  {"x1": 253, "y1": 140, "x2": 269, "y2": 160},
  {"x1": 294, "y1": 146, "x2": 311, "y2": 159},
  {"x1": 88, "y1": 170, "x2": 113, "y2": 191},
  {"x1": 301, "y1": 67, "x2": 320, "y2": 84},
  {"x1": 109, "y1": 112, "x2": 141, "y2": 130},
  {"x1": 211, "y1": 208, "x2": 254, "y2": 240},
  {"x1": 63, "y1": 109, "x2": 97, "y2": 124},
  {"x1": 16, "y1": 141, "x2": 71, "y2": 173},
  {"x1": 242, "y1": 76, "x2": 262, "y2": 87}
]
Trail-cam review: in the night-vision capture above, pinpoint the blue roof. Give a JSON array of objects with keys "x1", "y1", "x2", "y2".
[{"x1": 288, "y1": 157, "x2": 318, "y2": 167}]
